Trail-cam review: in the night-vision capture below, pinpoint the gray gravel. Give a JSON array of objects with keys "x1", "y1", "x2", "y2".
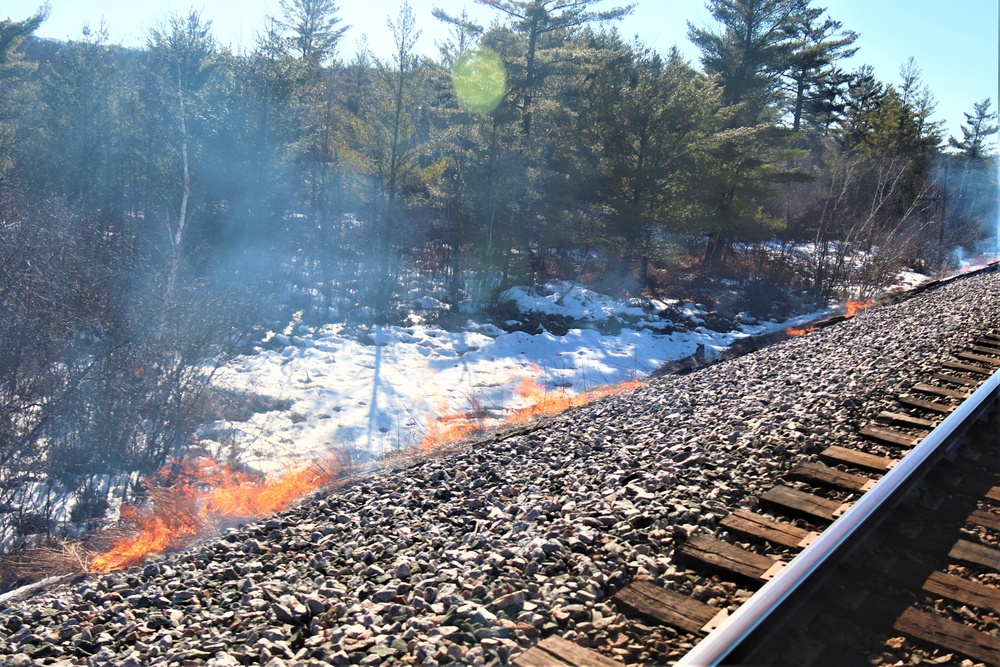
[{"x1": 1, "y1": 270, "x2": 998, "y2": 667}]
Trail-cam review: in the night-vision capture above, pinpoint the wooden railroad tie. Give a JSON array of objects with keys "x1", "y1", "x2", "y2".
[
  {"x1": 968, "y1": 345, "x2": 1000, "y2": 356},
  {"x1": 820, "y1": 445, "x2": 897, "y2": 473},
  {"x1": 911, "y1": 382, "x2": 971, "y2": 399},
  {"x1": 719, "y1": 508, "x2": 819, "y2": 549},
  {"x1": 676, "y1": 534, "x2": 784, "y2": 583},
  {"x1": 759, "y1": 485, "x2": 847, "y2": 522},
  {"x1": 985, "y1": 486, "x2": 1000, "y2": 504},
  {"x1": 955, "y1": 351, "x2": 1000, "y2": 367},
  {"x1": 789, "y1": 461, "x2": 874, "y2": 492},
  {"x1": 948, "y1": 539, "x2": 1000, "y2": 571},
  {"x1": 893, "y1": 607, "x2": 1000, "y2": 666},
  {"x1": 867, "y1": 551, "x2": 932, "y2": 582},
  {"x1": 931, "y1": 372, "x2": 982, "y2": 388},
  {"x1": 941, "y1": 359, "x2": 993, "y2": 375},
  {"x1": 860, "y1": 423, "x2": 925, "y2": 447},
  {"x1": 895, "y1": 395, "x2": 955, "y2": 415},
  {"x1": 967, "y1": 508, "x2": 1000, "y2": 533},
  {"x1": 612, "y1": 580, "x2": 726, "y2": 635},
  {"x1": 514, "y1": 636, "x2": 622, "y2": 667},
  {"x1": 876, "y1": 411, "x2": 937, "y2": 429},
  {"x1": 922, "y1": 570, "x2": 1000, "y2": 614}
]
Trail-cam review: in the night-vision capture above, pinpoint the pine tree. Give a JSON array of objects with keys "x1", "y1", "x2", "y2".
[
  {"x1": 898, "y1": 58, "x2": 942, "y2": 153},
  {"x1": 783, "y1": 6, "x2": 857, "y2": 131},
  {"x1": 278, "y1": 0, "x2": 347, "y2": 68},
  {"x1": 945, "y1": 99, "x2": 998, "y2": 256},
  {"x1": 38, "y1": 22, "x2": 120, "y2": 211},
  {"x1": 0, "y1": 8, "x2": 47, "y2": 178},
  {"x1": 579, "y1": 40, "x2": 725, "y2": 288},
  {"x1": 688, "y1": 0, "x2": 807, "y2": 126},
  {"x1": 695, "y1": 123, "x2": 808, "y2": 268},
  {"x1": 432, "y1": 8, "x2": 484, "y2": 67},
  {"x1": 476, "y1": 0, "x2": 633, "y2": 138},
  {"x1": 949, "y1": 98, "x2": 998, "y2": 159}
]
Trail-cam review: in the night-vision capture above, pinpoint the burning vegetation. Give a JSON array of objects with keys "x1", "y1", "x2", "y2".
[
  {"x1": 85, "y1": 369, "x2": 644, "y2": 572},
  {"x1": 420, "y1": 366, "x2": 642, "y2": 450},
  {"x1": 845, "y1": 298, "x2": 875, "y2": 317},
  {"x1": 88, "y1": 458, "x2": 342, "y2": 572},
  {"x1": 785, "y1": 298, "x2": 875, "y2": 336}
]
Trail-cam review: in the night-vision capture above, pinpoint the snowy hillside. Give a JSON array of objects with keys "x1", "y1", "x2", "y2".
[{"x1": 205, "y1": 281, "x2": 833, "y2": 473}]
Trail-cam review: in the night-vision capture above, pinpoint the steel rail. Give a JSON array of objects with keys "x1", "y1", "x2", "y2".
[{"x1": 676, "y1": 365, "x2": 1000, "y2": 667}]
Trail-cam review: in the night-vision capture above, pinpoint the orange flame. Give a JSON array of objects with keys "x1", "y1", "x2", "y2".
[
  {"x1": 420, "y1": 368, "x2": 642, "y2": 450},
  {"x1": 785, "y1": 326, "x2": 814, "y2": 336},
  {"x1": 844, "y1": 299, "x2": 874, "y2": 317},
  {"x1": 507, "y1": 374, "x2": 642, "y2": 422},
  {"x1": 420, "y1": 410, "x2": 482, "y2": 450},
  {"x1": 89, "y1": 457, "x2": 339, "y2": 572}
]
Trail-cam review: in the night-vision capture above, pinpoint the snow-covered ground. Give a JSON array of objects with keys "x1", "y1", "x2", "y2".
[{"x1": 205, "y1": 281, "x2": 834, "y2": 473}]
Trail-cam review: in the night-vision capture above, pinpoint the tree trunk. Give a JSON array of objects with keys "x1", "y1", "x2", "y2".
[
  {"x1": 792, "y1": 68, "x2": 806, "y2": 131},
  {"x1": 161, "y1": 62, "x2": 191, "y2": 338},
  {"x1": 522, "y1": 16, "x2": 540, "y2": 139}
]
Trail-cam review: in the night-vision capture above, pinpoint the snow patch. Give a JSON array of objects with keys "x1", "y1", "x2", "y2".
[{"x1": 208, "y1": 283, "x2": 830, "y2": 468}]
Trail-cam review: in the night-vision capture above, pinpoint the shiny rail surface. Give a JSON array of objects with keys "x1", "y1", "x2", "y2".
[{"x1": 675, "y1": 365, "x2": 1000, "y2": 667}]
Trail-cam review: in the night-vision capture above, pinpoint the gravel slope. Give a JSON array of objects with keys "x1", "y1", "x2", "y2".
[{"x1": 1, "y1": 269, "x2": 998, "y2": 667}]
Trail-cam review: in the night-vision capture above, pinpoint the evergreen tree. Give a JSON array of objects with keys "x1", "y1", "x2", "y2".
[
  {"x1": 37, "y1": 22, "x2": 119, "y2": 211},
  {"x1": 783, "y1": 6, "x2": 857, "y2": 131},
  {"x1": 695, "y1": 123, "x2": 808, "y2": 268},
  {"x1": 949, "y1": 98, "x2": 997, "y2": 159},
  {"x1": 476, "y1": 0, "x2": 633, "y2": 138},
  {"x1": 688, "y1": 0, "x2": 807, "y2": 126},
  {"x1": 945, "y1": 99, "x2": 998, "y2": 256},
  {"x1": 0, "y1": 8, "x2": 47, "y2": 178},
  {"x1": 432, "y1": 8, "x2": 483, "y2": 68},
  {"x1": 278, "y1": 0, "x2": 347, "y2": 68},
  {"x1": 898, "y1": 58, "x2": 942, "y2": 153},
  {"x1": 579, "y1": 40, "x2": 723, "y2": 288},
  {"x1": 833, "y1": 66, "x2": 884, "y2": 149},
  {"x1": 798, "y1": 65, "x2": 852, "y2": 134}
]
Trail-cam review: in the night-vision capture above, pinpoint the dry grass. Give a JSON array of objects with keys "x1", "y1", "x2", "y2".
[{"x1": 0, "y1": 540, "x2": 91, "y2": 592}]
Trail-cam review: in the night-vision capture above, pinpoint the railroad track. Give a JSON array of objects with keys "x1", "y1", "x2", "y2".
[{"x1": 516, "y1": 326, "x2": 1000, "y2": 667}]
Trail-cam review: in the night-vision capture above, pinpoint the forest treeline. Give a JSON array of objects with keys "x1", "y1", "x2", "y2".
[{"x1": 0, "y1": 0, "x2": 996, "y2": 539}]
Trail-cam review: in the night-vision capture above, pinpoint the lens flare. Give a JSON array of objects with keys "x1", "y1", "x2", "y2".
[{"x1": 452, "y1": 49, "x2": 505, "y2": 113}]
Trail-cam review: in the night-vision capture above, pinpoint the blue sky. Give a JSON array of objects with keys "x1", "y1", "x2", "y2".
[{"x1": 5, "y1": 0, "x2": 999, "y2": 141}]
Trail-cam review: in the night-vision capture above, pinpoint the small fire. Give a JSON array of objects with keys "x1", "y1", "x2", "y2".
[
  {"x1": 507, "y1": 374, "x2": 642, "y2": 422},
  {"x1": 89, "y1": 457, "x2": 340, "y2": 572},
  {"x1": 420, "y1": 367, "x2": 642, "y2": 450},
  {"x1": 786, "y1": 326, "x2": 814, "y2": 336},
  {"x1": 844, "y1": 299, "x2": 874, "y2": 317},
  {"x1": 420, "y1": 409, "x2": 483, "y2": 449}
]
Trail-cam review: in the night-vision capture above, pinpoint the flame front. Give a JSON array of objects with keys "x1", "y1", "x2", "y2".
[
  {"x1": 89, "y1": 458, "x2": 338, "y2": 572},
  {"x1": 844, "y1": 299, "x2": 874, "y2": 317},
  {"x1": 420, "y1": 411, "x2": 482, "y2": 449},
  {"x1": 785, "y1": 326, "x2": 814, "y2": 336},
  {"x1": 421, "y1": 367, "x2": 642, "y2": 450}
]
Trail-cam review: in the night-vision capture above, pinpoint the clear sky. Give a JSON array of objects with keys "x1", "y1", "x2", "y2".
[{"x1": 4, "y1": 0, "x2": 998, "y2": 141}]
